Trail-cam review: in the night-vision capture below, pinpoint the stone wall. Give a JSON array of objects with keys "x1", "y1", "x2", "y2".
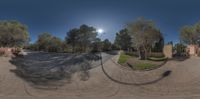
[
  {"x1": 0, "y1": 48, "x2": 13, "y2": 57},
  {"x1": 187, "y1": 45, "x2": 199, "y2": 56}
]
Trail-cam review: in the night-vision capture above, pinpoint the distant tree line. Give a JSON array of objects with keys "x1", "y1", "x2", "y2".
[
  {"x1": 0, "y1": 19, "x2": 165, "y2": 59},
  {"x1": 3, "y1": 18, "x2": 200, "y2": 59},
  {"x1": 28, "y1": 24, "x2": 113, "y2": 53}
]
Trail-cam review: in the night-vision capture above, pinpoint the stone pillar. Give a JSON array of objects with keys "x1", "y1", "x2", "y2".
[{"x1": 163, "y1": 44, "x2": 173, "y2": 58}]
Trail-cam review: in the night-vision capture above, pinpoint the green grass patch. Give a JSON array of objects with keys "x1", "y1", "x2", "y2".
[{"x1": 118, "y1": 53, "x2": 131, "y2": 64}]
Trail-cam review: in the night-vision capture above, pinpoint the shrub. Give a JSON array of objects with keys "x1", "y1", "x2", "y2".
[
  {"x1": 125, "y1": 52, "x2": 139, "y2": 57},
  {"x1": 12, "y1": 48, "x2": 22, "y2": 56},
  {"x1": 149, "y1": 52, "x2": 165, "y2": 58}
]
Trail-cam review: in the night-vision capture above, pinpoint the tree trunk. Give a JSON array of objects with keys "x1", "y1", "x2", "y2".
[
  {"x1": 144, "y1": 48, "x2": 148, "y2": 60},
  {"x1": 139, "y1": 46, "x2": 148, "y2": 60},
  {"x1": 137, "y1": 47, "x2": 141, "y2": 59}
]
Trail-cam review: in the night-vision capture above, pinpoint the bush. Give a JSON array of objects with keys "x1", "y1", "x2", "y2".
[
  {"x1": 149, "y1": 52, "x2": 165, "y2": 58},
  {"x1": 125, "y1": 52, "x2": 138, "y2": 57},
  {"x1": 12, "y1": 48, "x2": 22, "y2": 56}
]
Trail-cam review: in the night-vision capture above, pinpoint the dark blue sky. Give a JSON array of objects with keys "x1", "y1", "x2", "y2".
[{"x1": 1, "y1": 0, "x2": 200, "y2": 43}]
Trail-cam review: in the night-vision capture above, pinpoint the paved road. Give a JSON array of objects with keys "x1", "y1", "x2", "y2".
[{"x1": 1, "y1": 52, "x2": 200, "y2": 99}]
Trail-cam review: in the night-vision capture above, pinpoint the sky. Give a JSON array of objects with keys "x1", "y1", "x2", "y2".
[{"x1": 0, "y1": 0, "x2": 200, "y2": 43}]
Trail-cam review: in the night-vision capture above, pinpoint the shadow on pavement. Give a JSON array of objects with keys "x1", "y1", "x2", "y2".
[
  {"x1": 104, "y1": 51, "x2": 119, "y2": 55},
  {"x1": 9, "y1": 52, "x2": 101, "y2": 87},
  {"x1": 102, "y1": 61, "x2": 172, "y2": 86},
  {"x1": 170, "y1": 56, "x2": 189, "y2": 61}
]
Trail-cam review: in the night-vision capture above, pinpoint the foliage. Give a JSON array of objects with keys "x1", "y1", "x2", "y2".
[
  {"x1": 66, "y1": 24, "x2": 98, "y2": 52},
  {"x1": 114, "y1": 29, "x2": 132, "y2": 50},
  {"x1": 125, "y1": 52, "x2": 138, "y2": 57},
  {"x1": 180, "y1": 22, "x2": 200, "y2": 44},
  {"x1": 173, "y1": 43, "x2": 187, "y2": 55},
  {"x1": 151, "y1": 36, "x2": 164, "y2": 52},
  {"x1": 65, "y1": 28, "x2": 79, "y2": 52},
  {"x1": 127, "y1": 17, "x2": 163, "y2": 60},
  {"x1": 111, "y1": 44, "x2": 120, "y2": 50},
  {"x1": 148, "y1": 52, "x2": 165, "y2": 58},
  {"x1": 27, "y1": 43, "x2": 38, "y2": 51},
  {"x1": 91, "y1": 38, "x2": 102, "y2": 52},
  {"x1": 102, "y1": 39, "x2": 112, "y2": 51},
  {"x1": 0, "y1": 20, "x2": 29, "y2": 47},
  {"x1": 36, "y1": 33, "x2": 64, "y2": 52}
]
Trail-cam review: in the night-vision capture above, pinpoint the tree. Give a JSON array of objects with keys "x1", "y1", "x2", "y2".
[
  {"x1": 0, "y1": 20, "x2": 29, "y2": 47},
  {"x1": 180, "y1": 25, "x2": 196, "y2": 44},
  {"x1": 91, "y1": 38, "x2": 102, "y2": 52},
  {"x1": 174, "y1": 43, "x2": 187, "y2": 56},
  {"x1": 65, "y1": 28, "x2": 79, "y2": 52},
  {"x1": 79, "y1": 24, "x2": 98, "y2": 52},
  {"x1": 114, "y1": 29, "x2": 132, "y2": 50},
  {"x1": 37, "y1": 33, "x2": 52, "y2": 51},
  {"x1": 36, "y1": 33, "x2": 64, "y2": 52},
  {"x1": 180, "y1": 22, "x2": 200, "y2": 45},
  {"x1": 65, "y1": 24, "x2": 98, "y2": 52},
  {"x1": 127, "y1": 18, "x2": 163, "y2": 60},
  {"x1": 152, "y1": 35, "x2": 164, "y2": 52},
  {"x1": 102, "y1": 39, "x2": 112, "y2": 51},
  {"x1": 48, "y1": 36, "x2": 63, "y2": 52}
]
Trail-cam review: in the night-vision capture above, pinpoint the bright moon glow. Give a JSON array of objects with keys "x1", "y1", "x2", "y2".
[{"x1": 97, "y1": 29, "x2": 104, "y2": 34}]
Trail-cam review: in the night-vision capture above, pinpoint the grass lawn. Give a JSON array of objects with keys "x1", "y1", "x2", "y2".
[
  {"x1": 127, "y1": 58, "x2": 165, "y2": 70},
  {"x1": 118, "y1": 53, "x2": 131, "y2": 64},
  {"x1": 118, "y1": 52, "x2": 165, "y2": 70}
]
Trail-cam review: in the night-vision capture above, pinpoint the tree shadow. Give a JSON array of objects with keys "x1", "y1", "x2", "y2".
[
  {"x1": 9, "y1": 52, "x2": 101, "y2": 88},
  {"x1": 102, "y1": 61, "x2": 172, "y2": 86},
  {"x1": 104, "y1": 50, "x2": 119, "y2": 55},
  {"x1": 171, "y1": 56, "x2": 189, "y2": 61}
]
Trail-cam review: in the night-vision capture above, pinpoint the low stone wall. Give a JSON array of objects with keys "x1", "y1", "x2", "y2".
[
  {"x1": 0, "y1": 48, "x2": 13, "y2": 57},
  {"x1": 0, "y1": 47, "x2": 21, "y2": 57}
]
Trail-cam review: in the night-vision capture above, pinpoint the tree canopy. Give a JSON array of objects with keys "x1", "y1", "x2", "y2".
[
  {"x1": 65, "y1": 24, "x2": 98, "y2": 52},
  {"x1": 0, "y1": 20, "x2": 29, "y2": 47},
  {"x1": 127, "y1": 18, "x2": 163, "y2": 59},
  {"x1": 36, "y1": 32, "x2": 63, "y2": 52},
  {"x1": 114, "y1": 28, "x2": 132, "y2": 50},
  {"x1": 180, "y1": 22, "x2": 200, "y2": 44},
  {"x1": 102, "y1": 39, "x2": 112, "y2": 51}
]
